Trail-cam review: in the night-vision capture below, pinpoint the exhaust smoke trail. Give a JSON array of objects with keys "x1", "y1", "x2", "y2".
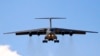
[
  {"x1": 60, "y1": 36, "x2": 74, "y2": 56},
  {"x1": 27, "y1": 36, "x2": 44, "y2": 56},
  {"x1": 27, "y1": 37, "x2": 35, "y2": 56},
  {"x1": 26, "y1": 36, "x2": 74, "y2": 56},
  {"x1": 68, "y1": 37, "x2": 74, "y2": 56}
]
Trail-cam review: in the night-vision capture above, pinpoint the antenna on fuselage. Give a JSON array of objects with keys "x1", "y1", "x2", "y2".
[{"x1": 35, "y1": 17, "x2": 66, "y2": 29}]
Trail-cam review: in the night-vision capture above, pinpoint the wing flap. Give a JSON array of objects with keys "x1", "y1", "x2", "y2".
[
  {"x1": 16, "y1": 31, "x2": 46, "y2": 35},
  {"x1": 4, "y1": 28, "x2": 47, "y2": 35},
  {"x1": 55, "y1": 31, "x2": 86, "y2": 34},
  {"x1": 51, "y1": 28, "x2": 97, "y2": 35},
  {"x1": 16, "y1": 32, "x2": 30, "y2": 35}
]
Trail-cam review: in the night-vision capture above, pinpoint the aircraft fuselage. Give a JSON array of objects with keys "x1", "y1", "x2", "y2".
[
  {"x1": 43, "y1": 32, "x2": 59, "y2": 43},
  {"x1": 45, "y1": 32, "x2": 57, "y2": 40}
]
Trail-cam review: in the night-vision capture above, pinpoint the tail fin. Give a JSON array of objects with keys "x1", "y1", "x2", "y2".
[{"x1": 36, "y1": 17, "x2": 66, "y2": 29}]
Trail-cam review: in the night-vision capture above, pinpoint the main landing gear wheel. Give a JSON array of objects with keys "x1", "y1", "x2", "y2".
[
  {"x1": 54, "y1": 40, "x2": 59, "y2": 43},
  {"x1": 42, "y1": 40, "x2": 48, "y2": 43}
]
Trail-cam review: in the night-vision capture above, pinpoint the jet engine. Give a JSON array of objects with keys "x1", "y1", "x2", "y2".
[
  {"x1": 29, "y1": 33, "x2": 32, "y2": 37},
  {"x1": 69, "y1": 33, "x2": 73, "y2": 36}
]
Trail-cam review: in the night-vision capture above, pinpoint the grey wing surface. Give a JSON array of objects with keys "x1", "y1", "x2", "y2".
[
  {"x1": 51, "y1": 28, "x2": 98, "y2": 35},
  {"x1": 4, "y1": 28, "x2": 47, "y2": 35}
]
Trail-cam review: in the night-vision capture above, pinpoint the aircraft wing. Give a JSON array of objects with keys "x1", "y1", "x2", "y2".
[
  {"x1": 4, "y1": 28, "x2": 48, "y2": 36},
  {"x1": 51, "y1": 28, "x2": 98, "y2": 35},
  {"x1": 4, "y1": 28, "x2": 98, "y2": 36}
]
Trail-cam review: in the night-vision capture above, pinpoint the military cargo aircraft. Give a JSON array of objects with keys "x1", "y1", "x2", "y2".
[{"x1": 4, "y1": 17, "x2": 98, "y2": 43}]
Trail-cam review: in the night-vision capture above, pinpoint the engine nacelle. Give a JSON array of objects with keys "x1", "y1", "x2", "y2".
[
  {"x1": 29, "y1": 32, "x2": 32, "y2": 37},
  {"x1": 37, "y1": 33, "x2": 40, "y2": 36},
  {"x1": 69, "y1": 33, "x2": 73, "y2": 36},
  {"x1": 61, "y1": 32, "x2": 65, "y2": 36}
]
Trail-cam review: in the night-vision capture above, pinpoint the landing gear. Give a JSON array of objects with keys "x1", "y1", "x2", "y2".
[
  {"x1": 42, "y1": 40, "x2": 60, "y2": 43},
  {"x1": 54, "y1": 40, "x2": 59, "y2": 43},
  {"x1": 42, "y1": 40, "x2": 48, "y2": 43}
]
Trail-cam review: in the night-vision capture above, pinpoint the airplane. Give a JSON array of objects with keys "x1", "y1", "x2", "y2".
[{"x1": 4, "y1": 17, "x2": 98, "y2": 43}]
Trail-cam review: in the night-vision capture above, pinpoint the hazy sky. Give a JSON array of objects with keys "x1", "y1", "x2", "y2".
[{"x1": 0, "y1": 0, "x2": 100, "y2": 56}]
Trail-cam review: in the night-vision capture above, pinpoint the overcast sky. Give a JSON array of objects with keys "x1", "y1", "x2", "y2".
[{"x1": 0, "y1": 0, "x2": 100, "y2": 56}]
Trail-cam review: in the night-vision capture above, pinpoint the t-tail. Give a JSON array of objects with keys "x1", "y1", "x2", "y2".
[{"x1": 36, "y1": 17, "x2": 66, "y2": 29}]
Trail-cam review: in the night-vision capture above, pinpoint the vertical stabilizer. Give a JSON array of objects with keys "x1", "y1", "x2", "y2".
[{"x1": 36, "y1": 17, "x2": 66, "y2": 29}]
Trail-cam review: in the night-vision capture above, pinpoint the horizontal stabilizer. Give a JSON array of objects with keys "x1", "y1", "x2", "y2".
[{"x1": 35, "y1": 17, "x2": 66, "y2": 19}]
